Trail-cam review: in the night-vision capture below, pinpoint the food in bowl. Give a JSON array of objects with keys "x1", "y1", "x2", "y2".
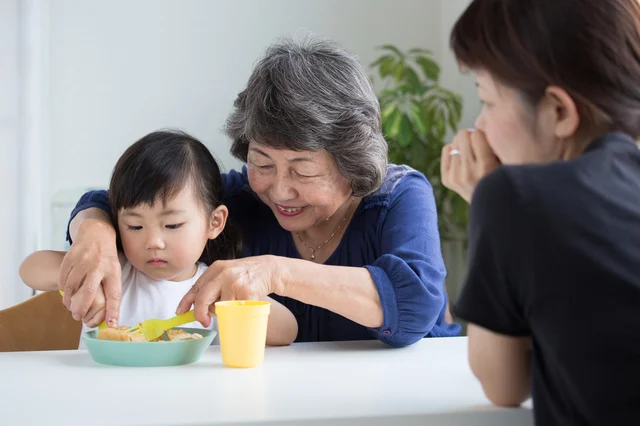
[{"x1": 97, "y1": 326, "x2": 203, "y2": 342}]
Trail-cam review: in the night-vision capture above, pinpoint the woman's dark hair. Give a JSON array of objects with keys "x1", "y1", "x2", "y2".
[
  {"x1": 109, "y1": 130, "x2": 242, "y2": 264},
  {"x1": 450, "y1": 0, "x2": 640, "y2": 139}
]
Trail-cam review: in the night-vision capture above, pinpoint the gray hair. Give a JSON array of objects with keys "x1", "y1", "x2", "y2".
[{"x1": 225, "y1": 36, "x2": 388, "y2": 196}]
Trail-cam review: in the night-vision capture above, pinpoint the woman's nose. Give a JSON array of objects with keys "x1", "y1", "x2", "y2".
[{"x1": 271, "y1": 173, "x2": 298, "y2": 201}]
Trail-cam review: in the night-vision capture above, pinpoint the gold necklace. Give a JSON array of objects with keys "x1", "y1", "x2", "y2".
[{"x1": 296, "y1": 197, "x2": 355, "y2": 261}]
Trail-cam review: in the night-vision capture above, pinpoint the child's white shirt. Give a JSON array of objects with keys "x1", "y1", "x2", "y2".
[{"x1": 79, "y1": 254, "x2": 217, "y2": 348}]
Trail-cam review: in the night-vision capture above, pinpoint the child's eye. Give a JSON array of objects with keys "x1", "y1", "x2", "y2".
[
  {"x1": 165, "y1": 223, "x2": 184, "y2": 230},
  {"x1": 127, "y1": 225, "x2": 142, "y2": 231}
]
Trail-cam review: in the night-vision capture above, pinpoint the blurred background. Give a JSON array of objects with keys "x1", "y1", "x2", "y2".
[{"x1": 1, "y1": 0, "x2": 478, "y2": 313}]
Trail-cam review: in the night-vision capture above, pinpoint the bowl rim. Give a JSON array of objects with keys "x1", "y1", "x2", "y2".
[{"x1": 81, "y1": 327, "x2": 217, "y2": 345}]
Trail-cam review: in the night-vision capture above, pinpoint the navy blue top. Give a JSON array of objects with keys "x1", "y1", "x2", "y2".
[{"x1": 68, "y1": 164, "x2": 461, "y2": 347}]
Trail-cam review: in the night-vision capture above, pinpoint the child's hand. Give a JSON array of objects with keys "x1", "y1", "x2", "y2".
[{"x1": 71, "y1": 284, "x2": 108, "y2": 328}]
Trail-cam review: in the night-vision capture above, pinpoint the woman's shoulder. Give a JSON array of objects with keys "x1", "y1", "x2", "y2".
[
  {"x1": 221, "y1": 166, "x2": 250, "y2": 198},
  {"x1": 498, "y1": 131, "x2": 638, "y2": 197},
  {"x1": 221, "y1": 166, "x2": 272, "y2": 222},
  {"x1": 362, "y1": 164, "x2": 433, "y2": 209}
]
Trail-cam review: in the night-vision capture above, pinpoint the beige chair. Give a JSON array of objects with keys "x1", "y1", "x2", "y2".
[{"x1": 0, "y1": 291, "x2": 81, "y2": 352}]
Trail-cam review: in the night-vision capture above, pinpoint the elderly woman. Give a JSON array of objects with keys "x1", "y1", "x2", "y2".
[
  {"x1": 441, "y1": 0, "x2": 640, "y2": 424},
  {"x1": 60, "y1": 38, "x2": 461, "y2": 347}
]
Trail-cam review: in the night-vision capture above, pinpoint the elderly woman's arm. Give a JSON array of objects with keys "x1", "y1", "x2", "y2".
[
  {"x1": 278, "y1": 260, "x2": 383, "y2": 328},
  {"x1": 180, "y1": 172, "x2": 450, "y2": 347},
  {"x1": 284, "y1": 172, "x2": 448, "y2": 346},
  {"x1": 60, "y1": 190, "x2": 122, "y2": 325}
]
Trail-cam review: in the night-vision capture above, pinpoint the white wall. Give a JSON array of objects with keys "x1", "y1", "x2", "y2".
[
  {"x1": 44, "y1": 0, "x2": 448, "y2": 252},
  {"x1": 0, "y1": 0, "x2": 34, "y2": 309},
  {"x1": 3, "y1": 0, "x2": 479, "y2": 309},
  {"x1": 49, "y1": 0, "x2": 443, "y2": 193},
  {"x1": 439, "y1": 0, "x2": 479, "y2": 130}
]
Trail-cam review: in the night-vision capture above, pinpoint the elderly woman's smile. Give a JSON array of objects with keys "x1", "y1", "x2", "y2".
[
  {"x1": 246, "y1": 142, "x2": 354, "y2": 233},
  {"x1": 276, "y1": 205, "x2": 304, "y2": 216}
]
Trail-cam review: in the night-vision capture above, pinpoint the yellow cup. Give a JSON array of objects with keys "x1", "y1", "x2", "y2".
[{"x1": 214, "y1": 300, "x2": 270, "y2": 368}]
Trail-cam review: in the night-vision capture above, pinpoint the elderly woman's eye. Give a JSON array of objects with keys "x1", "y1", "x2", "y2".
[
  {"x1": 295, "y1": 171, "x2": 316, "y2": 178},
  {"x1": 251, "y1": 162, "x2": 273, "y2": 170}
]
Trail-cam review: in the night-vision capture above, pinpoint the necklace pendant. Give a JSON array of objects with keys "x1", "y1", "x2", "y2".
[{"x1": 310, "y1": 252, "x2": 315, "y2": 260}]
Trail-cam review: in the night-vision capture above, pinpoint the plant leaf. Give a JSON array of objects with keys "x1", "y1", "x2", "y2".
[
  {"x1": 444, "y1": 95, "x2": 463, "y2": 132},
  {"x1": 379, "y1": 57, "x2": 397, "y2": 78},
  {"x1": 408, "y1": 48, "x2": 433, "y2": 55},
  {"x1": 410, "y1": 101, "x2": 427, "y2": 138},
  {"x1": 370, "y1": 54, "x2": 395, "y2": 69},
  {"x1": 386, "y1": 108, "x2": 403, "y2": 139},
  {"x1": 369, "y1": 46, "x2": 468, "y2": 240},
  {"x1": 380, "y1": 44, "x2": 404, "y2": 59},
  {"x1": 397, "y1": 115, "x2": 412, "y2": 147},
  {"x1": 403, "y1": 67, "x2": 421, "y2": 91},
  {"x1": 381, "y1": 102, "x2": 397, "y2": 123},
  {"x1": 434, "y1": 108, "x2": 446, "y2": 139},
  {"x1": 393, "y1": 61, "x2": 406, "y2": 84},
  {"x1": 424, "y1": 108, "x2": 435, "y2": 136},
  {"x1": 416, "y1": 57, "x2": 440, "y2": 81}
]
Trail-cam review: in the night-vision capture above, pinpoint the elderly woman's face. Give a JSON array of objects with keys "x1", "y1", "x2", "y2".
[{"x1": 246, "y1": 142, "x2": 353, "y2": 232}]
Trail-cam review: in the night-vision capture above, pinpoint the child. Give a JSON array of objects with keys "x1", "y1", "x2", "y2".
[{"x1": 20, "y1": 130, "x2": 298, "y2": 347}]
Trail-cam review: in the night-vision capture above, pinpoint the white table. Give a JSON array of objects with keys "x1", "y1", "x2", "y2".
[{"x1": 0, "y1": 337, "x2": 532, "y2": 426}]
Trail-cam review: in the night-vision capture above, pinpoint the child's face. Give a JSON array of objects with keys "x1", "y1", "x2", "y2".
[{"x1": 117, "y1": 184, "x2": 224, "y2": 282}]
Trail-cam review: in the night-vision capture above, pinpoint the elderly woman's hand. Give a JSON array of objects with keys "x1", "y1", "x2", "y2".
[
  {"x1": 59, "y1": 218, "x2": 122, "y2": 326},
  {"x1": 441, "y1": 129, "x2": 501, "y2": 203},
  {"x1": 71, "y1": 283, "x2": 107, "y2": 328},
  {"x1": 176, "y1": 255, "x2": 284, "y2": 326}
]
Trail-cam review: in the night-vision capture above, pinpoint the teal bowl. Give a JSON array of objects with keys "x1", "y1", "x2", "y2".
[{"x1": 81, "y1": 327, "x2": 216, "y2": 367}]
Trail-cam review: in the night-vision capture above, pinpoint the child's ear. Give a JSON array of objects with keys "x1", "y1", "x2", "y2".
[{"x1": 207, "y1": 205, "x2": 228, "y2": 240}]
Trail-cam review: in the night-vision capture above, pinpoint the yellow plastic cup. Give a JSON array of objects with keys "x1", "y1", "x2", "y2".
[{"x1": 214, "y1": 300, "x2": 270, "y2": 368}]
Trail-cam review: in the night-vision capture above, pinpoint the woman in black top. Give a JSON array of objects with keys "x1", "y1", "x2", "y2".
[{"x1": 441, "y1": 1, "x2": 640, "y2": 425}]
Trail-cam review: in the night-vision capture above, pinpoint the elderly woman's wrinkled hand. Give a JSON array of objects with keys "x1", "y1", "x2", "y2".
[
  {"x1": 59, "y1": 219, "x2": 122, "y2": 326},
  {"x1": 441, "y1": 129, "x2": 501, "y2": 203},
  {"x1": 176, "y1": 255, "x2": 284, "y2": 326},
  {"x1": 71, "y1": 283, "x2": 107, "y2": 328}
]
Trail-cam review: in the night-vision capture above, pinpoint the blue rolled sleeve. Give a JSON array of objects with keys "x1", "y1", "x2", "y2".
[{"x1": 364, "y1": 173, "x2": 450, "y2": 347}]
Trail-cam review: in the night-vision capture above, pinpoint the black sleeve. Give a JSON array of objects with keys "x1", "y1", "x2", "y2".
[{"x1": 452, "y1": 168, "x2": 531, "y2": 336}]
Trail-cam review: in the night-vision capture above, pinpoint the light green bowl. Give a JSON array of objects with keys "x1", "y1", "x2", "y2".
[{"x1": 81, "y1": 327, "x2": 216, "y2": 367}]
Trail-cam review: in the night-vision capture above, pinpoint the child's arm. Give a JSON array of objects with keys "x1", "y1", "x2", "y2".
[
  {"x1": 262, "y1": 296, "x2": 298, "y2": 346},
  {"x1": 19, "y1": 250, "x2": 66, "y2": 291}
]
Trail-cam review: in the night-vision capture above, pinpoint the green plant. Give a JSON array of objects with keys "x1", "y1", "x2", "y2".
[{"x1": 370, "y1": 45, "x2": 468, "y2": 240}]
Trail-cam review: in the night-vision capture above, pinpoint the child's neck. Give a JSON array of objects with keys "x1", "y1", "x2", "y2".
[
  {"x1": 141, "y1": 263, "x2": 198, "y2": 283},
  {"x1": 168, "y1": 263, "x2": 199, "y2": 282}
]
